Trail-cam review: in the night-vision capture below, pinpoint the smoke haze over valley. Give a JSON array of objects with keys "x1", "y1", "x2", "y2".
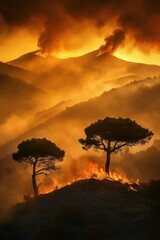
[
  {"x1": 1, "y1": 52, "x2": 160, "y2": 212},
  {"x1": 0, "y1": 3, "x2": 160, "y2": 239}
]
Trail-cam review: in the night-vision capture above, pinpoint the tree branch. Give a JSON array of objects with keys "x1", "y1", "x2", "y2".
[
  {"x1": 112, "y1": 142, "x2": 127, "y2": 152},
  {"x1": 101, "y1": 139, "x2": 107, "y2": 151},
  {"x1": 36, "y1": 172, "x2": 48, "y2": 176},
  {"x1": 94, "y1": 138, "x2": 107, "y2": 151},
  {"x1": 36, "y1": 167, "x2": 53, "y2": 174},
  {"x1": 112, "y1": 141, "x2": 119, "y2": 150},
  {"x1": 24, "y1": 156, "x2": 34, "y2": 164},
  {"x1": 37, "y1": 182, "x2": 43, "y2": 190},
  {"x1": 26, "y1": 159, "x2": 34, "y2": 164},
  {"x1": 96, "y1": 146, "x2": 106, "y2": 150},
  {"x1": 95, "y1": 139, "x2": 107, "y2": 151}
]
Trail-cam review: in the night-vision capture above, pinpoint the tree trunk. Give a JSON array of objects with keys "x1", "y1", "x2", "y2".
[
  {"x1": 105, "y1": 150, "x2": 110, "y2": 175},
  {"x1": 105, "y1": 141, "x2": 111, "y2": 175},
  {"x1": 32, "y1": 161, "x2": 38, "y2": 197}
]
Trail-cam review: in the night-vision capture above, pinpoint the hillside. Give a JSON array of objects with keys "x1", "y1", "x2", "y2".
[
  {"x1": 8, "y1": 50, "x2": 160, "y2": 79},
  {"x1": 0, "y1": 74, "x2": 47, "y2": 145},
  {"x1": 0, "y1": 74, "x2": 44, "y2": 123},
  {"x1": 0, "y1": 61, "x2": 37, "y2": 84},
  {"x1": 8, "y1": 51, "x2": 160, "y2": 103},
  {"x1": 4, "y1": 76, "x2": 159, "y2": 152},
  {"x1": 1, "y1": 76, "x2": 160, "y2": 169},
  {"x1": 7, "y1": 51, "x2": 61, "y2": 73},
  {"x1": 1, "y1": 179, "x2": 160, "y2": 240},
  {"x1": 1, "y1": 76, "x2": 160, "y2": 214},
  {"x1": 0, "y1": 76, "x2": 159, "y2": 156}
]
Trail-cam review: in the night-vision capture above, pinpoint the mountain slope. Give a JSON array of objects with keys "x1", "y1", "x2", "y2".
[
  {"x1": 8, "y1": 50, "x2": 160, "y2": 79},
  {"x1": 8, "y1": 51, "x2": 60, "y2": 73},
  {"x1": 0, "y1": 61, "x2": 37, "y2": 84},
  {"x1": 0, "y1": 74, "x2": 47, "y2": 145},
  {"x1": 0, "y1": 74, "x2": 44, "y2": 122},
  {"x1": 6, "y1": 76, "x2": 159, "y2": 151},
  {"x1": 1, "y1": 179, "x2": 160, "y2": 240},
  {"x1": 8, "y1": 51, "x2": 160, "y2": 103},
  {"x1": 1, "y1": 76, "x2": 160, "y2": 178}
]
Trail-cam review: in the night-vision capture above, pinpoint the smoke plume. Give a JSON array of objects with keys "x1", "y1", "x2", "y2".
[
  {"x1": 99, "y1": 29, "x2": 125, "y2": 55},
  {"x1": 0, "y1": 0, "x2": 160, "y2": 54}
]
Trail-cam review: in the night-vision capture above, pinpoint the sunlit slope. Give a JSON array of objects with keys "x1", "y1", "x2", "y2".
[
  {"x1": 0, "y1": 74, "x2": 47, "y2": 145},
  {"x1": 25, "y1": 76, "x2": 160, "y2": 138},
  {"x1": 8, "y1": 51, "x2": 160, "y2": 103},
  {"x1": 0, "y1": 74, "x2": 44, "y2": 123},
  {"x1": 3, "y1": 51, "x2": 160, "y2": 146},
  {"x1": 2, "y1": 76, "x2": 160, "y2": 156},
  {"x1": 1, "y1": 77, "x2": 160, "y2": 203},
  {"x1": 0, "y1": 61, "x2": 37, "y2": 84},
  {"x1": 7, "y1": 51, "x2": 60, "y2": 73}
]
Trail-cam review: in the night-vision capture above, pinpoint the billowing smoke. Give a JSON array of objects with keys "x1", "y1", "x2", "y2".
[
  {"x1": 0, "y1": 0, "x2": 160, "y2": 54},
  {"x1": 112, "y1": 145, "x2": 160, "y2": 182},
  {"x1": 99, "y1": 29, "x2": 125, "y2": 55}
]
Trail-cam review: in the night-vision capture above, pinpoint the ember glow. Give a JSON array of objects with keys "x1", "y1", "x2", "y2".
[{"x1": 39, "y1": 162, "x2": 139, "y2": 195}]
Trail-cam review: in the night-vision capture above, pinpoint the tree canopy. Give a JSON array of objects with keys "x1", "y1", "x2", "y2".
[
  {"x1": 12, "y1": 138, "x2": 65, "y2": 161},
  {"x1": 12, "y1": 138, "x2": 65, "y2": 196},
  {"x1": 79, "y1": 117, "x2": 153, "y2": 174}
]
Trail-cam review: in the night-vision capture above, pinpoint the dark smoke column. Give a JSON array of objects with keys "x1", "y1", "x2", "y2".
[{"x1": 98, "y1": 29, "x2": 125, "y2": 55}]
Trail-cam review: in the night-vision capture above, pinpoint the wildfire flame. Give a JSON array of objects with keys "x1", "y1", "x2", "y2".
[
  {"x1": 39, "y1": 163, "x2": 140, "y2": 195},
  {"x1": 36, "y1": 51, "x2": 49, "y2": 58}
]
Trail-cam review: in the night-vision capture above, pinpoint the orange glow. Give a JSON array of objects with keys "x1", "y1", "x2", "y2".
[
  {"x1": 51, "y1": 40, "x2": 102, "y2": 59},
  {"x1": 114, "y1": 45, "x2": 160, "y2": 66},
  {"x1": 35, "y1": 42, "x2": 160, "y2": 66},
  {"x1": 0, "y1": 29, "x2": 37, "y2": 62},
  {"x1": 37, "y1": 43, "x2": 160, "y2": 66},
  {"x1": 39, "y1": 162, "x2": 139, "y2": 195},
  {"x1": 1, "y1": 27, "x2": 160, "y2": 66}
]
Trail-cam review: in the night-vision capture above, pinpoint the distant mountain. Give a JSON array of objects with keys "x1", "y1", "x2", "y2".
[
  {"x1": 0, "y1": 74, "x2": 43, "y2": 123},
  {"x1": 1, "y1": 179, "x2": 160, "y2": 240},
  {"x1": 11, "y1": 76, "x2": 160, "y2": 139},
  {"x1": 2, "y1": 53, "x2": 160, "y2": 188},
  {"x1": 53, "y1": 76, "x2": 160, "y2": 127},
  {"x1": 8, "y1": 51, "x2": 60, "y2": 73},
  {"x1": 8, "y1": 50, "x2": 160, "y2": 79},
  {"x1": 8, "y1": 51, "x2": 160, "y2": 104},
  {"x1": 0, "y1": 73, "x2": 47, "y2": 145},
  {"x1": 34, "y1": 100, "x2": 73, "y2": 126},
  {"x1": 103, "y1": 74, "x2": 140, "y2": 88},
  {"x1": 2, "y1": 76, "x2": 160, "y2": 161},
  {"x1": 0, "y1": 61, "x2": 37, "y2": 84},
  {"x1": 4, "y1": 51, "x2": 160, "y2": 145}
]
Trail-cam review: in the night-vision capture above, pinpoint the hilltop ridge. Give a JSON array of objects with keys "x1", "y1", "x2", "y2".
[{"x1": 1, "y1": 178, "x2": 160, "y2": 240}]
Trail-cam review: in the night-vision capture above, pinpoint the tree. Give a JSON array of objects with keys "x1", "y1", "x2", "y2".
[
  {"x1": 12, "y1": 138, "x2": 65, "y2": 197},
  {"x1": 79, "y1": 117, "x2": 153, "y2": 175}
]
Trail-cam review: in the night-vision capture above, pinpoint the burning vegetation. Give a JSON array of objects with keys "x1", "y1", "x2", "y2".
[
  {"x1": 12, "y1": 117, "x2": 152, "y2": 197},
  {"x1": 39, "y1": 162, "x2": 140, "y2": 195}
]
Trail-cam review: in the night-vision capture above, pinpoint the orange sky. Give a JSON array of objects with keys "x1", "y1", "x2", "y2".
[
  {"x1": 1, "y1": 29, "x2": 160, "y2": 66},
  {"x1": 0, "y1": 34, "x2": 160, "y2": 65},
  {"x1": 0, "y1": 0, "x2": 160, "y2": 65}
]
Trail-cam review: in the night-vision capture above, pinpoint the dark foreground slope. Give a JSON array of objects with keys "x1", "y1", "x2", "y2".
[{"x1": 1, "y1": 179, "x2": 160, "y2": 240}]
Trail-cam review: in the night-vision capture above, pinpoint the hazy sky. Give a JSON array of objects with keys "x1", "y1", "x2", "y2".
[{"x1": 0, "y1": 0, "x2": 160, "y2": 64}]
